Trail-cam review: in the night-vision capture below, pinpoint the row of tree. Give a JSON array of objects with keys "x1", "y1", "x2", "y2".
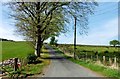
[
  {"x1": 7, "y1": 1, "x2": 98, "y2": 57},
  {"x1": 0, "y1": 38, "x2": 14, "y2": 42},
  {"x1": 50, "y1": 36, "x2": 58, "y2": 46}
]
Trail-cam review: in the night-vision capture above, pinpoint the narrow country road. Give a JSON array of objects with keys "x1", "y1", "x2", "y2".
[{"x1": 42, "y1": 44, "x2": 102, "y2": 77}]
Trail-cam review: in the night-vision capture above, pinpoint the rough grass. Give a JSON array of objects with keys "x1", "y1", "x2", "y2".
[{"x1": 2, "y1": 41, "x2": 34, "y2": 61}]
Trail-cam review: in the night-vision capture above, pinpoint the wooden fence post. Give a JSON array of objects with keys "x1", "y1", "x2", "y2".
[
  {"x1": 86, "y1": 53, "x2": 87, "y2": 62},
  {"x1": 96, "y1": 55, "x2": 98, "y2": 61},
  {"x1": 14, "y1": 58, "x2": 18, "y2": 71},
  {"x1": 103, "y1": 56, "x2": 106, "y2": 65},
  {"x1": 96, "y1": 55, "x2": 101, "y2": 64},
  {"x1": 118, "y1": 57, "x2": 120, "y2": 74},
  {"x1": 114, "y1": 57, "x2": 117, "y2": 67},
  {"x1": 91, "y1": 55, "x2": 92, "y2": 60},
  {"x1": 109, "y1": 57, "x2": 112, "y2": 66}
]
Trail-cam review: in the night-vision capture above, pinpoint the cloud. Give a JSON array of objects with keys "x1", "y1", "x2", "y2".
[
  {"x1": 0, "y1": 4, "x2": 23, "y2": 41},
  {"x1": 76, "y1": 17, "x2": 118, "y2": 45},
  {"x1": 0, "y1": 22, "x2": 23, "y2": 41}
]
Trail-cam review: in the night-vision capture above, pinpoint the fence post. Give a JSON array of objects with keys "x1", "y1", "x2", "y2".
[
  {"x1": 96, "y1": 55, "x2": 101, "y2": 64},
  {"x1": 91, "y1": 55, "x2": 92, "y2": 60},
  {"x1": 114, "y1": 57, "x2": 117, "y2": 67},
  {"x1": 14, "y1": 58, "x2": 18, "y2": 71},
  {"x1": 103, "y1": 56, "x2": 106, "y2": 65},
  {"x1": 96, "y1": 55, "x2": 98, "y2": 61},
  {"x1": 118, "y1": 57, "x2": 120, "y2": 75},
  {"x1": 109, "y1": 57, "x2": 112, "y2": 66},
  {"x1": 86, "y1": 52, "x2": 87, "y2": 62}
]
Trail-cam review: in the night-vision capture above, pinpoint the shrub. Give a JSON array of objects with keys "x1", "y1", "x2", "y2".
[
  {"x1": 82, "y1": 50, "x2": 86, "y2": 52},
  {"x1": 104, "y1": 50, "x2": 109, "y2": 54},
  {"x1": 95, "y1": 51, "x2": 98, "y2": 55},
  {"x1": 27, "y1": 53, "x2": 37, "y2": 64}
]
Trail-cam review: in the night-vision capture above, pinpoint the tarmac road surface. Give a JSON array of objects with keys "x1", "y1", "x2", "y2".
[{"x1": 42, "y1": 44, "x2": 103, "y2": 77}]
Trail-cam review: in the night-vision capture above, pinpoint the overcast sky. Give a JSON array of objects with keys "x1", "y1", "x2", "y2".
[{"x1": 0, "y1": 1, "x2": 119, "y2": 45}]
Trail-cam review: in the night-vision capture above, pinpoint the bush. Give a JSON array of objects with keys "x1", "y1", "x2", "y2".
[
  {"x1": 95, "y1": 51, "x2": 98, "y2": 55},
  {"x1": 27, "y1": 53, "x2": 37, "y2": 64},
  {"x1": 82, "y1": 50, "x2": 86, "y2": 52},
  {"x1": 104, "y1": 50, "x2": 109, "y2": 54}
]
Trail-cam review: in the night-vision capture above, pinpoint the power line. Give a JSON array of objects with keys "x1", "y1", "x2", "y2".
[
  {"x1": 88, "y1": 6, "x2": 118, "y2": 24},
  {"x1": 95, "y1": 4, "x2": 117, "y2": 12},
  {"x1": 89, "y1": 10, "x2": 118, "y2": 25},
  {"x1": 90, "y1": 7, "x2": 118, "y2": 18}
]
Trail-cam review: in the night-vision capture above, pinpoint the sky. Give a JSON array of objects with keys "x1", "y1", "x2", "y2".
[{"x1": 0, "y1": 1, "x2": 119, "y2": 45}]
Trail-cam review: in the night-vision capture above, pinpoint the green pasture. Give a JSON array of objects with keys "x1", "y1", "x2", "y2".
[
  {"x1": 75, "y1": 45, "x2": 119, "y2": 53},
  {"x1": 58, "y1": 44, "x2": 119, "y2": 53},
  {"x1": 2, "y1": 41, "x2": 34, "y2": 61}
]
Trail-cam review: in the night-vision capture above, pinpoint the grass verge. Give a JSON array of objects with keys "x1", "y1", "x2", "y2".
[
  {"x1": 65, "y1": 55, "x2": 120, "y2": 79},
  {"x1": 51, "y1": 46, "x2": 120, "y2": 79},
  {"x1": 21, "y1": 56, "x2": 50, "y2": 76}
]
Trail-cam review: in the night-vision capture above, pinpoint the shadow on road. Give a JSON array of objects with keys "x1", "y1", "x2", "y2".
[{"x1": 42, "y1": 57, "x2": 64, "y2": 60}]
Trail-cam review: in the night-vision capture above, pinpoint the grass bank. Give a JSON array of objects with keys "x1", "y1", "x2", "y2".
[{"x1": 67, "y1": 57, "x2": 119, "y2": 79}]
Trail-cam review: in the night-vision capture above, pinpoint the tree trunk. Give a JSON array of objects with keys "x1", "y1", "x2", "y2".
[
  {"x1": 34, "y1": 42, "x2": 37, "y2": 56},
  {"x1": 36, "y1": 2, "x2": 41, "y2": 57},
  {"x1": 36, "y1": 36, "x2": 42, "y2": 57}
]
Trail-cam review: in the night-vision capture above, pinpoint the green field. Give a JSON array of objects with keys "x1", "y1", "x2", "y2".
[
  {"x1": 58, "y1": 44, "x2": 120, "y2": 57},
  {"x1": 75, "y1": 45, "x2": 119, "y2": 53},
  {"x1": 2, "y1": 41, "x2": 34, "y2": 61},
  {"x1": 58, "y1": 44, "x2": 119, "y2": 52}
]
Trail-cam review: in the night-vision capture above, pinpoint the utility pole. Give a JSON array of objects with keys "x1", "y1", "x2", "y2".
[{"x1": 74, "y1": 16, "x2": 77, "y2": 59}]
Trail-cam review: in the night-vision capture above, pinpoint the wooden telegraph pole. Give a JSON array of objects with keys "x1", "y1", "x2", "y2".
[{"x1": 74, "y1": 16, "x2": 77, "y2": 59}]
